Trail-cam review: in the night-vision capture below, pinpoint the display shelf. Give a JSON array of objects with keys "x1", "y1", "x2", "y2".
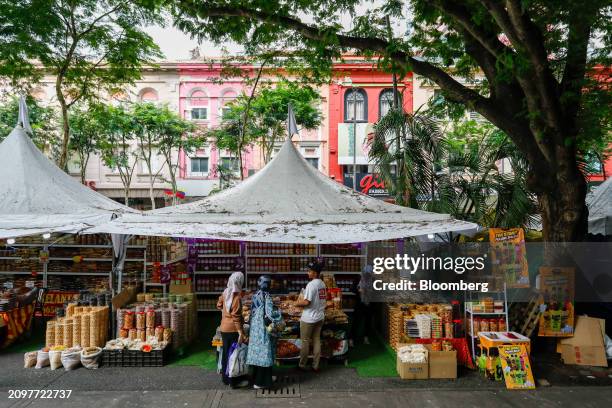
[
  {"x1": 0, "y1": 271, "x2": 38, "y2": 275},
  {"x1": 197, "y1": 253, "x2": 241, "y2": 258},
  {"x1": 145, "y1": 254, "x2": 187, "y2": 266},
  {"x1": 466, "y1": 310, "x2": 506, "y2": 315},
  {"x1": 247, "y1": 254, "x2": 318, "y2": 258},
  {"x1": 195, "y1": 291, "x2": 222, "y2": 295},
  {"x1": 197, "y1": 308, "x2": 217, "y2": 312},
  {"x1": 194, "y1": 270, "x2": 240, "y2": 275},
  {"x1": 49, "y1": 257, "x2": 112, "y2": 262},
  {"x1": 47, "y1": 272, "x2": 109, "y2": 276},
  {"x1": 320, "y1": 254, "x2": 367, "y2": 258}
]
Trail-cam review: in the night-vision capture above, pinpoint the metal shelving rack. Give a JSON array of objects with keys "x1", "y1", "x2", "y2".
[
  {"x1": 1, "y1": 239, "x2": 146, "y2": 299},
  {"x1": 190, "y1": 241, "x2": 367, "y2": 313},
  {"x1": 142, "y1": 248, "x2": 187, "y2": 297},
  {"x1": 464, "y1": 282, "x2": 509, "y2": 361}
]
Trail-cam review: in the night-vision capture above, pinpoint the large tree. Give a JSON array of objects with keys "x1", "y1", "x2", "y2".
[
  {"x1": 0, "y1": 0, "x2": 162, "y2": 168},
  {"x1": 169, "y1": 0, "x2": 611, "y2": 243},
  {"x1": 0, "y1": 95, "x2": 60, "y2": 156}
]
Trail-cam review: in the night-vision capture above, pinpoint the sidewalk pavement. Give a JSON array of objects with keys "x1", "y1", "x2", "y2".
[{"x1": 2, "y1": 387, "x2": 612, "y2": 408}]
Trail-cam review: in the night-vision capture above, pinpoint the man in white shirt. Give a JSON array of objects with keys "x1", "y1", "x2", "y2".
[{"x1": 296, "y1": 261, "x2": 326, "y2": 372}]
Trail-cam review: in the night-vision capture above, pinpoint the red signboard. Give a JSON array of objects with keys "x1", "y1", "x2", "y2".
[{"x1": 43, "y1": 291, "x2": 80, "y2": 317}]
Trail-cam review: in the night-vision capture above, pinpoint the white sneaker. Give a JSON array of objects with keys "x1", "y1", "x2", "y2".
[{"x1": 254, "y1": 384, "x2": 264, "y2": 389}]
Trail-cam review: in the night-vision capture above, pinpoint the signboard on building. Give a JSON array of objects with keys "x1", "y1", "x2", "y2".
[
  {"x1": 337, "y1": 123, "x2": 372, "y2": 165},
  {"x1": 43, "y1": 291, "x2": 80, "y2": 317},
  {"x1": 343, "y1": 173, "x2": 390, "y2": 198}
]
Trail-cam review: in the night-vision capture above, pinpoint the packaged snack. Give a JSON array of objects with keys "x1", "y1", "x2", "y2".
[{"x1": 24, "y1": 351, "x2": 38, "y2": 368}]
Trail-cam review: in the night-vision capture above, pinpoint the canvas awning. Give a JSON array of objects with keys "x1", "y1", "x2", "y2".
[
  {"x1": 0, "y1": 117, "x2": 137, "y2": 240},
  {"x1": 90, "y1": 135, "x2": 477, "y2": 243},
  {"x1": 587, "y1": 177, "x2": 612, "y2": 236}
]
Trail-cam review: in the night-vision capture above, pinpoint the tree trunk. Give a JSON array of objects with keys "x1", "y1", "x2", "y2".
[
  {"x1": 58, "y1": 100, "x2": 70, "y2": 169},
  {"x1": 149, "y1": 176, "x2": 156, "y2": 210},
  {"x1": 124, "y1": 187, "x2": 130, "y2": 207}
]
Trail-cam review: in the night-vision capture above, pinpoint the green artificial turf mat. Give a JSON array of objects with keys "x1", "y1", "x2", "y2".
[
  {"x1": 169, "y1": 312, "x2": 219, "y2": 370},
  {"x1": 347, "y1": 336, "x2": 397, "y2": 377}
]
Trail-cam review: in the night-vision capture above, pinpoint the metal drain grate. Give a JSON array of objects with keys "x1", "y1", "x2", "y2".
[{"x1": 256, "y1": 375, "x2": 300, "y2": 398}]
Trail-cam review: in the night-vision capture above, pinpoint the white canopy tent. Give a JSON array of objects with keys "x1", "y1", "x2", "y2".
[
  {"x1": 587, "y1": 177, "x2": 612, "y2": 236},
  {"x1": 0, "y1": 97, "x2": 137, "y2": 292},
  {"x1": 90, "y1": 136, "x2": 477, "y2": 243},
  {"x1": 0, "y1": 115, "x2": 136, "y2": 239}
]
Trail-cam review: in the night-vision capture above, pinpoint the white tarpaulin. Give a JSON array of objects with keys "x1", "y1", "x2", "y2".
[
  {"x1": 0, "y1": 124, "x2": 136, "y2": 239},
  {"x1": 587, "y1": 177, "x2": 612, "y2": 236},
  {"x1": 90, "y1": 137, "x2": 476, "y2": 243}
]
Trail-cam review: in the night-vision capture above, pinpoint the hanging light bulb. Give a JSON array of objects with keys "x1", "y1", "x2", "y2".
[
  {"x1": 427, "y1": 234, "x2": 435, "y2": 239},
  {"x1": 42, "y1": 233, "x2": 51, "y2": 240},
  {"x1": 7, "y1": 238, "x2": 16, "y2": 245}
]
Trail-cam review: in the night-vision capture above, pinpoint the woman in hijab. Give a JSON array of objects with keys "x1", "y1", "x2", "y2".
[
  {"x1": 216, "y1": 271, "x2": 248, "y2": 388},
  {"x1": 246, "y1": 275, "x2": 284, "y2": 389}
]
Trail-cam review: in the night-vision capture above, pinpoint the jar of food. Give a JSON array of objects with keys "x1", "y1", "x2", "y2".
[
  {"x1": 136, "y1": 312, "x2": 146, "y2": 330},
  {"x1": 124, "y1": 311, "x2": 134, "y2": 330},
  {"x1": 479, "y1": 318, "x2": 490, "y2": 333},
  {"x1": 489, "y1": 319, "x2": 498, "y2": 332},
  {"x1": 497, "y1": 318, "x2": 506, "y2": 331}
]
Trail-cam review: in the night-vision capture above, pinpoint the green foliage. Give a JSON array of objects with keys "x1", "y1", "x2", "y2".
[
  {"x1": 0, "y1": 95, "x2": 60, "y2": 156},
  {"x1": 68, "y1": 104, "x2": 105, "y2": 183},
  {"x1": 169, "y1": 0, "x2": 612, "y2": 240},
  {"x1": 222, "y1": 80, "x2": 322, "y2": 164},
  {"x1": 369, "y1": 111, "x2": 538, "y2": 229},
  {"x1": 0, "y1": 0, "x2": 164, "y2": 167}
]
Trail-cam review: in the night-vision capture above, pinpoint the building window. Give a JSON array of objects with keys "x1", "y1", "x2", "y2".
[
  {"x1": 190, "y1": 107, "x2": 208, "y2": 120},
  {"x1": 305, "y1": 157, "x2": 319, "y2": 169},
  {"x1": 220, "y1": 89, "x2": 237, "y2": 120},
  {"x1": 139, "y1": 88, "x2": 158, "y2": 102},
  {"x1": 344, "y1": 88, "x2": 367, "y2": 122},
  {"x1": 379, "y1": 89, "x2": 401, "y2": 118},
  {"x1": 220, "y1": 157, "x2": 240, "y2": 173},
  {"x1": 190, "y1": 157, "x2": 209, "y2": 175}
]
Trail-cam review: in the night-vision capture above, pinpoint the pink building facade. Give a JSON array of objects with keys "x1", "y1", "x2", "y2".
[
  {"x1": 176, "y1": 62, "x2": 329, "y2": 198},
  {"x1": 177, "y1": 63, "x2": 253, "y2": 197}
]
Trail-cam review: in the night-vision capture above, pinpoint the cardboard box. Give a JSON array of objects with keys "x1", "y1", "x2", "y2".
[
  {"x1": 396, "y1": 343, "x2": 428, "y2": 379},
  {"x1": 425, "y1": 345, "x2": 457, "y2": 379},
  {"x1": 559, "y1": 315, "x2": 607, "y2": 367}
]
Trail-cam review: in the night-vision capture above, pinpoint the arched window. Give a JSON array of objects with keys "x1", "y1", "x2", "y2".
[
  {"x1": 139, "y1": 88, "x2": 158, "y2": 102},
  {"x1": 187, "y1": 89, "x2": 209, "y2": 120},
  {"x1": 344, "y1": 88, "x2": 367, "y2": 122},
  {"x1": 220, "y1": 89, "x2": 237, "y2": 119},
  {"x1": 379, "y1": 89, "x2": 401, "y2": 118}
]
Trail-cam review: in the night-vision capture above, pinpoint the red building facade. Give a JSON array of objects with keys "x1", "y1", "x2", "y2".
[{"x1": 328, "y1": 58, "x2": 413, "y2": 191}]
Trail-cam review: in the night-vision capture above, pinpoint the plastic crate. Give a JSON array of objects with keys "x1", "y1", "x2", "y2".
[
  {"x1": 101, "y1": 348, "x2": 168, "y2": 367},
  {"x1": 101, "y1": 350, "x2": 125, "y2": 367}
]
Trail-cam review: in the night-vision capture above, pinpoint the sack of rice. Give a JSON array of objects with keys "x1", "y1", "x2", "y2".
[
  {"x1": 24, "y1": 351, "x2": 38, "y2": 368},
  {"x1": 49, "y1": 347, "x2": 64, "y2": 370},
  {"x1": 61, "y1": 347, "x2": 82, "y2": 371},
  {"x1": 35, "y1": 349, "x2": 50, "y2": 369},
  {"x1": 81, "y1": 347, "x2": 102, "y2": 369}
]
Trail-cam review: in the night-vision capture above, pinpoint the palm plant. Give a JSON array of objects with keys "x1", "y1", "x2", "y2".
[{"x1": 368, "y1": 110, "x2": 538, "y2": 230}]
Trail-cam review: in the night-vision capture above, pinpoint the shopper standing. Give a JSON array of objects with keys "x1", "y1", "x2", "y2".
[
  {"x1": 296, "y1": 261, "x2": 326, "y2": 372},
  {"x1": 216, "y1": 271, "x2": 249, "y2": 388},
  {"x1": 247, "y1": 275, "x2": 283, "y2": 389}
]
